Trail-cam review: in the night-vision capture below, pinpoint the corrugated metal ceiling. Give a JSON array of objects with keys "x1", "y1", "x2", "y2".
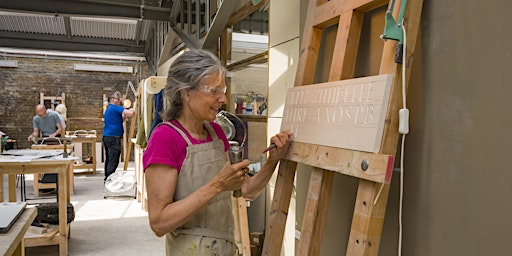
[
  {"x1": 0, "y1": 0, "x2": 269, "y2": 65},
  {"x1": 0, "y1": 11, "x2": 152, "y2": 41}
]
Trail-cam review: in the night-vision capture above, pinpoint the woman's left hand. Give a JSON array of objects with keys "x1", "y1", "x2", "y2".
[{"x1": 267, "y1": 130, "x2": 293, "y2": 162}]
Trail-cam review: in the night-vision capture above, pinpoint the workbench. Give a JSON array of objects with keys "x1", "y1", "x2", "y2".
[
  {"x1": 0, "y1": 207, "x2": 37, "y2": 256},
  {"x1": 65, "y1": 131, "x2": 97, "y2": 175},
  {"x1": 0, "y1": 154, "x2": 74, "y2": 256},
  {"x1": 30, "y1": 144, "x2": 75, "y2": 197}
]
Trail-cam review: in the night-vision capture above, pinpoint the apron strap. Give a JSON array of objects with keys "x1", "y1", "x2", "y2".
[
  {"x1": 159, "y1": 121, "x2": 194, "y2": 146},
  {"x1": 203, "y1": 121, "x2": 219, "y2": 141}
]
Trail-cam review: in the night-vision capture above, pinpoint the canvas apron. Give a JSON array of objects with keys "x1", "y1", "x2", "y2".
[{"x1": 162, "y1": 121, "x2": 237, "y2": 256}]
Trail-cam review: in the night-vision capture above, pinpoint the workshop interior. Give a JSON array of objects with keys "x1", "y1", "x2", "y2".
[{"x1": 1, "y1": 0, "x2": 512, "y2": 256}]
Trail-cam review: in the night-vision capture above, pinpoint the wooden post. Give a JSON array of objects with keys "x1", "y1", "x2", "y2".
[{"x1": 123, "y1": 86, "x2": 141, "y2": 171}]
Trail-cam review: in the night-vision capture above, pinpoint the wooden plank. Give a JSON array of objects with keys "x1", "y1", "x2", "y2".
[
  {"x1": 123, "y1": 85, "x2": 140, "y2": 171},
  {"x1": 226, "y1": 51, "x2": 268, "y2": 72},
  {"x1": 231, "y1": 197, "x2": 242, "y2": 251},
  {"x1": 297, "y1": 167, "x2": 334, "y2": 256},
  {"x1": 285, "y1": 141, "x2": 394, "y2": 183},
  {"x1": 330, "y1": 10, "x2": 364, "y2": 81},
  {"x1": 295, "y1": 0, "x2": 322, "y2": 87},
  {"x1": 378, "y1": 0, "x2": 425, "y2": 154},
  {"x1": 237, "y1": 197, "x2": 251, "y2": 256},
  {"x1": 346, "y1": 180, "x2": 390, "y2": 255},
  {"x1": 262, "y1": 159, "x2": 297, "y2": 256},
  {"x1": 281, "y1": 75, "x2": 393, "y2": 153}
]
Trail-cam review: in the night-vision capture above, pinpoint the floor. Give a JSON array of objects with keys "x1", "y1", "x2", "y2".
[{"x1": 2, "y1": 161, "x2": 166, "y2": 256}]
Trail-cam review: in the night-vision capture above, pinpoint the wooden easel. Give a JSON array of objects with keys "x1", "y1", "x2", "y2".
[
  {"x1": 122, "y1": 85, "x2": 141, "y2": 171},
  {"x1": 40, "y1": 92, "x2": 65, "y2": 110},
  {"x1": 262, "y1": 0, "x2": 423, "y2": 255},
  {"x1": 40, "y1": 92, "x2": 66, "y2": 136}
]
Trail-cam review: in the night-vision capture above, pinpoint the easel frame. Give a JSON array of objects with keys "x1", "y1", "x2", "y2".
[{"x1": 262, "y1": 0, "x2": 424, "y2": 255}]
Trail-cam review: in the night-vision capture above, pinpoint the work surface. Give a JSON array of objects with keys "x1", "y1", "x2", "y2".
[
  {"x1": 0, "y1": 151, "x2": 75, "y2": 256},
  {"x1": 0, "y1": 149, "x2": 67, "y2": 161},
  {"x1": 0, "y1": 207, "x2": 37, "y2": 256}
]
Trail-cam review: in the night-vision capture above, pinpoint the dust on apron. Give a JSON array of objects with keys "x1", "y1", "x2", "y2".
[{"x1": 162, "y1": 121, "x2": 237, "y2": 256}]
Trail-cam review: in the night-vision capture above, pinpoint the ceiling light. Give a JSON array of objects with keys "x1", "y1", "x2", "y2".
[
  {"x1": 0, "y1": 60, "x2": 18, "y2": 68},
  {"x1": 74, "y1": 64, "x2": 133, "y2": 73}
]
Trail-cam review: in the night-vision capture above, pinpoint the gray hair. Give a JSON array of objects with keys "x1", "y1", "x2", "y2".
[
  {"x1": 161, "y1": 49, "x2": 226, "y2": 120},
  {"x1": 109, "y1": 91, "x2": 122, "y2": 101}
]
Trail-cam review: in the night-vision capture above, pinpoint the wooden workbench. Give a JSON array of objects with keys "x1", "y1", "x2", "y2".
[
  {"x1": 30, "y1": 144, "x2": 75, "y2": 197},
  {"x1": 66, "y1": 135, "x2": 97, "y2": 174},
  {"x1": 0, "y1": 155, "x2": 74, "y2": 256},
  {"x1": 0, "y1": 207, "x2": 37, "y2": 256}
]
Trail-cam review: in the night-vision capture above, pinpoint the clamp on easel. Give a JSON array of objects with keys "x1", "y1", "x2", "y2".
[
  {"x1": 381, "y1": 0, "x2": 408, "y2": 63},
  {"x1": 122, "y1": 81, "x2": 138, "y2": 108}
]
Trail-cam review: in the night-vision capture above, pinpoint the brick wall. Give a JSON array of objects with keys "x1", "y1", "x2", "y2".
[{"x1": 0, "y1": 56, "x2": 149, "y2": 151}]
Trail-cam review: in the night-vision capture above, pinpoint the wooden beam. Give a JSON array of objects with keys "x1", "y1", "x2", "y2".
[
  {"x1": 262, "y1": 159, "x2": 298, "y2": 256},
  {"x1": 228, "y1": 0, "x2": 269, "y2": 26},
  {"x1": 297, "y1": 167, "x2": 334, "y2": 256},
  {"x1": 329, "y1": 10, "x2": 364, "y2": 81},
  {"x1": 226, "y1": 51, "x2": 268, "y2": 72},
  {"x1": 284, "y1": 142, "x2": 394, "y2": 184},
  {"x1": 123, "y1": 85, "x2": 141, "y2": 171},
  {"x1": 346, "y1": 180, "x2": 390, "y2": 255}
]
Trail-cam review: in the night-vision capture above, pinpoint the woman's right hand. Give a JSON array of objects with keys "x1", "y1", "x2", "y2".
[{"x1": 212, "y1": 160, "x2": 250, "y2": 192}]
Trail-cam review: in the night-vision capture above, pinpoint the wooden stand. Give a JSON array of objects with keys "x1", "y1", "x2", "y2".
[
  {"x1": 40, "y1": 92, "x2": 65, "y2": 110},
  {"x1": 0, "y1": 158, "x2": 74, "y2": 256},
  {"x1": 262, "y1": 0, "x2": 424, "y2": 255},
  {"x1": 66, "y1": 130, "x2": 97, "y2": 175}
]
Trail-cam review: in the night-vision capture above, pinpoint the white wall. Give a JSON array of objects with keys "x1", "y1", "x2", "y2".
[{"x1": 267, "y1": 0, "x2": 301, "y2": 255}]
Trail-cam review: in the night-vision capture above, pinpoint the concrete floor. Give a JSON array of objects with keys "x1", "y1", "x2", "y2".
[{"x1": 2, "y1": 161, "x2": 165, "y2": 256}]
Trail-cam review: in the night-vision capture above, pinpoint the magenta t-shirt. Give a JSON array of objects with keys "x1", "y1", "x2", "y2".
[{"x1": 143, "y1": 120, "x2": 230, "y2": 173}]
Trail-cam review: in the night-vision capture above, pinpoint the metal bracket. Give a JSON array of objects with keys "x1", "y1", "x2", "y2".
[{"x1": 380, "y1": 0, "x2": 407, "y2": 43}]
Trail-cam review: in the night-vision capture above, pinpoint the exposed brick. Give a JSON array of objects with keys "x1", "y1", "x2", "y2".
[{"x1": 0, "y1": 57, "x2": 148, "y2": 158}]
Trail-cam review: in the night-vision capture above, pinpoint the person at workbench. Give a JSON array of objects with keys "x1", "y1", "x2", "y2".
[
  {"x1": 143, "y1": 49, "x2": 292, "y2": 255},
  {"x1": 27, "y1": 104, "x2": 63, "y2": 141},
  {"x1": 103, "y1": 91, "x2": 134, "y2": 181},
  {"x1": 27, "y1": 104, "x2": 64, "y2": 189}
]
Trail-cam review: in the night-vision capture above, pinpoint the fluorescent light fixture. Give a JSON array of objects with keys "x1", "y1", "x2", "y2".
[
  {"x1": 0, "y1": 60, "x2": 18, "y2": 67},
  {"x1": 74, "y1": 63, "x2": 133, "y2": 73}
]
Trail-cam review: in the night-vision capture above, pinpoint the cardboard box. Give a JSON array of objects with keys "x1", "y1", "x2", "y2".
[
  {"x1": 250, "y1": 245, "x2": 262, "y2": 256},
  {"x1": 250, "y1": 231, "x2": 265, "y2": 247}
]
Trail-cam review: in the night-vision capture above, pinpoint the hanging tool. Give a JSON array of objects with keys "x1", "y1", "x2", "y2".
[{"x1": 381, "y1": 0, "x2": 407, "y2": 63}]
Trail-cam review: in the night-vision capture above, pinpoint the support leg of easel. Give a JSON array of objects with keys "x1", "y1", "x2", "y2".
[
  {"x1": 238, "y1": 197, "x2": 251, "y2": 256},
  {"x1": 297, "y1": 168, "x2": 335, "y2": 256},
  {"x1": 346, "y1": 180, "x2": 390, "y2": 255},
  {"x1": 262, "y1": 159, "x2": 297, "y2": 255},
  {"x1": 123, "y1": 86, "x2": 140, "y2": 171},
  {"x1": 232, "y1": 197, "x2": 242, "y2": 249}
]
